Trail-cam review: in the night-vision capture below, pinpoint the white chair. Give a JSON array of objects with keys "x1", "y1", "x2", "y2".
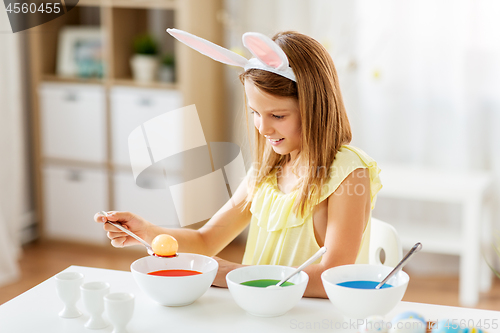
[
  {"x1": 376, "y1": 164, "x2": 493, "y2": 306},
  {"x1": 369, "y1": 218, "x2": 403, "y2": 267}
]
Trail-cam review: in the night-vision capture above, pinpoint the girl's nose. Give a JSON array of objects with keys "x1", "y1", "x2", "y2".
[{"x1": 257, "y1": 118, "x2": 273, "y2": 136}]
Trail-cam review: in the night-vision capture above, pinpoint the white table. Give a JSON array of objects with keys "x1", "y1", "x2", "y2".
[
  {"x1": 376, "y1": 164, "x2": 494, "y2": 307},
  {"x1": 1, "y1": 266, "x2": 499, "y2": 333}
]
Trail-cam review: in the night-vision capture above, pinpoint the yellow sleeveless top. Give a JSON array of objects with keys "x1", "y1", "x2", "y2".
[{"x1": 242, "y1": 145, "x2": 382, "y2": 267}]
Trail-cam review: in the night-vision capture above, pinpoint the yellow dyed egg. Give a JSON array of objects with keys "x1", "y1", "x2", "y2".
[{"x1": 151, "y1": 234, "x2": 178, "y2": 257}]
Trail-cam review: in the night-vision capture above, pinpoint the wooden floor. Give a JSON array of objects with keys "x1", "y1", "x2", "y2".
[{"x1": 1, "y1": 240, "x2": 500, "y2": 312}]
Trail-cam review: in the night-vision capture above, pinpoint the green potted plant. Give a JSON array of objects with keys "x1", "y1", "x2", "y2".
[
  {"x1": 130, "y1": 34, "x2": 159, "y2": 83},
  {"x1": 159, "y1": 53, "x2": 175, "y2": 83}
]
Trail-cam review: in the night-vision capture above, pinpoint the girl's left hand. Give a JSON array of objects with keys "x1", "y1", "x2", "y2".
[{"x1": 211, "y1": 256, "x2": 244, "y2": 288}]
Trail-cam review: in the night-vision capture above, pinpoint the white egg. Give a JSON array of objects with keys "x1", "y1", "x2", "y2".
[
  {"x1": 389, "y1": 318, "x2": 427, "y2": 333},
  {"x1": 359, "y1": 315, "x2": 389, "y2": 333},
  {"x1": 391, "y1": 311, "x2": 426, "y2": 326}
]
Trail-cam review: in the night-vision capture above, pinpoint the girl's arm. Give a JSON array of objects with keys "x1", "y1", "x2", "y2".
[
  {"x1": 97, "y1": 176, "x2": 252, "y2": 257},
  {"x1": 302, "y1": 167, "x2": 371, "y2": 298}
]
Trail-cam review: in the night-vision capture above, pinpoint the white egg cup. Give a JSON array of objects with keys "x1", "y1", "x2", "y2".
[
  {"x1": 80, "y1": 281, "x2": 110, "y2": 329},
  {"x1": 55, "y1": 272, "x2": 84, "y2": 318},
  {"x1": 105, "y1": 292, "x2": 135, "y2": 333}
]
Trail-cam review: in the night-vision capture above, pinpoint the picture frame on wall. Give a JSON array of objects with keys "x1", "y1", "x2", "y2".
[{"x1": 56, "y1": 26, "x2": 104, "y2": 78}]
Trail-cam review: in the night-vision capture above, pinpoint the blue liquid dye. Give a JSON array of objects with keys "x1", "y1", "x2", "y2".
[{"x1": 336, "y1": 280, "x2": 392, "y2": 289}]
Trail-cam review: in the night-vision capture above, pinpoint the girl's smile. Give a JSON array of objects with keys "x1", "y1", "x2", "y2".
[
  {"x1": 244, "y1": 79, "x2": 301, "y2": 160},
  {"x1": 267, "y1": 137, "x2": 285, "y2": 146}
]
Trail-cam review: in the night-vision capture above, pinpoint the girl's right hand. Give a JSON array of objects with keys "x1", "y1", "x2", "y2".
[{"x1": 94, "y1": 211, "x2": 153, "y2": 248}]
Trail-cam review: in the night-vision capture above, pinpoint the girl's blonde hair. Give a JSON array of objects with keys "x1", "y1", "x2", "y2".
[{"x1": 240, "y1": 31, "x2": 352, "y2": 217}]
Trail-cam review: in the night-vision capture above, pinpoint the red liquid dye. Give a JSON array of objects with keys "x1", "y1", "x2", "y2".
[
  {"x1": 153, "y1": 253, "x2": 177, "y2": 258},
  {"x1": 147, "y1": 269, "x2": 202, "y2": 277}
]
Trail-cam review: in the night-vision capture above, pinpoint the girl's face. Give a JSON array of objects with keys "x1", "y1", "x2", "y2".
[{"x1": 244, "y1": 79, "x2": 301, "y2": 160}]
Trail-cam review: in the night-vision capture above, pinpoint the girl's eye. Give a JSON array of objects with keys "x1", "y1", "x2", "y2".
[
  {"x1": 251, "y1": 111, "x2": 260, "y2": 116},
  {"x1": 273, "y1": 115, "x2": 284, "y2": 119}
]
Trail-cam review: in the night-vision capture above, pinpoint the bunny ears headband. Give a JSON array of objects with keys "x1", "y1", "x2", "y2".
[{"x1": 166, "y1": 28, "x2": 297, "y2": 82}]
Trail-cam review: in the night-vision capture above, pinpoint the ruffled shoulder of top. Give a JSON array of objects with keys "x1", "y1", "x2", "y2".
[
  {"x1": 318, "y1": 145, "x2": 382, "y2": 209},
  {"x1": 249, "y1": 145, "x2": 382, "y2": 232}
]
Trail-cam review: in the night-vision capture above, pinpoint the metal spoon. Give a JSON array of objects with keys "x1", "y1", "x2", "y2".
[
  {"x1": 267, "y1": 247, "x2": 327, "y2": 289},
  {"x1": 375, "y1": 242, "x2": 422, "y2": 290},
  {"x1": 100, "y1": 211, "x2": 177, "y2": 257}
]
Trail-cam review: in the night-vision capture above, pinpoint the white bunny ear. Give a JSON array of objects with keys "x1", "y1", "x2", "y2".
[
  {"x1": 242, "y1": 32, "x2": 289, "y2": 70},
  {"x1": 167, "y1": 28, "x2": 248, "y2": 68}
]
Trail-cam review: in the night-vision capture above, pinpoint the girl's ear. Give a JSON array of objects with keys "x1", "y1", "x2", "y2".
[
  {"x1": 242, "y1": 32, "x2": 289, "y2": 70},
  {"x1": 167, "y1": 28, "x2": 248, "y2": 67}
]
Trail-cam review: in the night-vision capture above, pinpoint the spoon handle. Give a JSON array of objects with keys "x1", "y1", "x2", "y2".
[
  {"x1": 100, "y1": 212, "x2": 152, "y2": 249},
  {"x1": 276, "y1": 247, "x2": 327, "y2": 287},
  {"x1": 375, "y1": 242, "x2": 422, "y2": 290}
]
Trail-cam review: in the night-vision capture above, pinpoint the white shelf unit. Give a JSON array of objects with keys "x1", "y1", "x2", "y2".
[{"x1": 29, "y1": 0, "x2": 226, "y2": 244}]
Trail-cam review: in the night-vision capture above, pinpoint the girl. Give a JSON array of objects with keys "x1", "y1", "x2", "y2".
[{"x1": 95, "y1": 29, "x2": 382, "y2": 298}]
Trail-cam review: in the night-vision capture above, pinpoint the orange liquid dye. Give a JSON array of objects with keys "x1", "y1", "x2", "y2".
[{"x1": 147, "y1": 269, "x2": 202, "y2": 277}]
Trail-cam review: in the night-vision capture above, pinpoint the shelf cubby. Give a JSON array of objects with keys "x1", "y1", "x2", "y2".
[{"x1": 36, "y1": 5, "x2": 103, "y2": 78}]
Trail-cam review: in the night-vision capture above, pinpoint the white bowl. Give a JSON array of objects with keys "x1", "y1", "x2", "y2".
[
  {"x1": 321, "y1": 264, "x2": 409, "y2": 319},
  {"x1": 131, "y1": 254, "x2": 218, "y2": 306},
  {"x1": 226, "y1": 265, "x2": 309, "y2": 317}
]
